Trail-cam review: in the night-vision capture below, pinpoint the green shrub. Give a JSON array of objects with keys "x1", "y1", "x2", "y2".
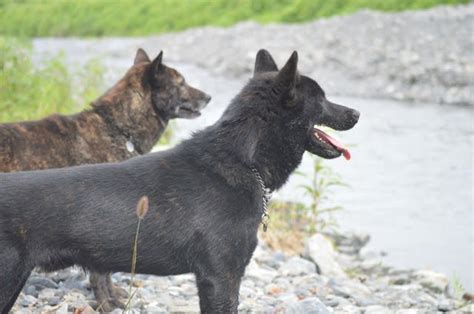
[
  {"x1": 0, "y1": 37, "x2": 103, "y2": 123},
  {"x1": 0, "y1": 0, "x2": 469, "y2": 37}
]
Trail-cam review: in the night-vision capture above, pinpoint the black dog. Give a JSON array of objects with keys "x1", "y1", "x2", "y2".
[{"x1": 0, "y1": 50, "x2": 359, "y2": 313}]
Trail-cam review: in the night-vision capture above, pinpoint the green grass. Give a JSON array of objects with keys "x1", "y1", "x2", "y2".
[
  {"x1": 0, "y1": 37, "x2": 103, "y2": 122},
  {"x1": 0, "y1": 0, "x2": 469, "y2": 37}
]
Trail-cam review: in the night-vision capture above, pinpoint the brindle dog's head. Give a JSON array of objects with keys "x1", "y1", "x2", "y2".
[
  {"x1": 92, "y1": 49, "x2": 211, "y2": 154},
  {"x1": 133, "y1": 49, "x2": 211, "y2": 120}
]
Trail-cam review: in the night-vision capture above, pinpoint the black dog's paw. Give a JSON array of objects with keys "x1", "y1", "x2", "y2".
[
  {"x1": 96, "y1": 297, "x2": 126, "y2": 313},
  {"x1": 90, "y1": 273, "x2": 127, "y2": 312},
  {"x1": 109, "y1": 282, "x2": 129, "y2": 300}
]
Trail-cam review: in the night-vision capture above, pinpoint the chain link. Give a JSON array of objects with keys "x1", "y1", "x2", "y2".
[{"x1": 251, "y1": 168, "x2": 272, "y2": 232}]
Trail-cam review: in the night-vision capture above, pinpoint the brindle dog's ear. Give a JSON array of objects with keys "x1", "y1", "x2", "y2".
[
  {"x1": 254, "y1": 49, "x2": 278, "y2": 76},
  {"x1": 275, "y1": 51, "x2": 298, "y2": 107},
  {"x1": 150, "y1": 51, "x2": 164, "y2": 73},
  {"x1": 134, "y1": 48, "x2": 151, "y2": 65}
]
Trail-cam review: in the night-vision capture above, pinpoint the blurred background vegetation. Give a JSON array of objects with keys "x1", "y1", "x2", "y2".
[
  {"x1": 0, "y1": 38, "x2": 103, "y2": 122},
  {"x1": 0, "y1": 0, "x2": 466, "y2": 120},
  {"x1": 0, "y1": 0, "x2": 468, "y2": 37}
]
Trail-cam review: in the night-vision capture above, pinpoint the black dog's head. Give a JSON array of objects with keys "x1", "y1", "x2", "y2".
[
  {"x1": 133, "y1": 49, "x2": 211, "y2": 120},
  {"x1": 247, "y1": 49, "x2": 359, "y2": 161}
]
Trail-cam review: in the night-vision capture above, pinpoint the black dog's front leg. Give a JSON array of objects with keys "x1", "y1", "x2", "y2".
[{"x1": 196, "y1": 274, "x2": 241, "y2": 314}]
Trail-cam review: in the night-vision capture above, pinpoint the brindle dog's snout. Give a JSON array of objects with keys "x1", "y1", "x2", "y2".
[{"x1": 203, "y1": 93, "x2": 212, "y2": 104}]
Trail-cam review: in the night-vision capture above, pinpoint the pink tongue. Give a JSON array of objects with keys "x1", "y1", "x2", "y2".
[{"x1": 314, "y1": 128, "x2": 351, "y2": 160}]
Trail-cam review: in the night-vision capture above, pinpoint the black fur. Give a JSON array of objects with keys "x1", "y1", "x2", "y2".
[{"x1": 0, "y1": 50, "x2": 359, "y2": 313}]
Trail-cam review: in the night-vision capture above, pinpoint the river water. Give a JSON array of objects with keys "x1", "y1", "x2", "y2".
[{"x1": 33, "y1": 39, "x2": 473, "y2": 290}]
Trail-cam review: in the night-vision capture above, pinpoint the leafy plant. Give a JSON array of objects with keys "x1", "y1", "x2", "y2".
[
  {"x1": 263, "y1": 153, "x2": 347, "y2": 254},
  {"x1": 0, "y1": 37, "x2": 104, "y2": 123},
  {"x1": 297, "y1": 154, "x2": 348, "y2": 233}
]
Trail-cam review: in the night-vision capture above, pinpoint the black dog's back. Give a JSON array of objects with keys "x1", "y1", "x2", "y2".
[{"x1": 0, "y1": 146, "x2": 258, "y2": 277}]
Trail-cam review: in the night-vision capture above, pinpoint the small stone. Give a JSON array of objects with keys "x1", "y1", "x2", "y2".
[
  {"x1": 21, "y1": 295, "x2": 37, "y2": 307},
  {"x1": 413, "y1": 270, "x2": 449, "y2": 293},
  {"x1": 239, "y1": 286, "x2": 254, "y2": 298},
  {"x1": 245, "y1": 260, "x2": 278, "y2": 283},
  {"x1": 437, "y1": 299, "x2": 454, "y2": 312},
  {"x1": 329, "y1": 278, "x2": 371, "y2": 299},
  {"x1": 47, "y1": 296, "x2": 61, "y2": 306},
  {"x1": 364, "y1": 305, "x2": 390, "y2": 314},
  {"x1": 356, "y1": 297, "x2": 379, "y2": 307},
  {"x1": 23, "y1": 285, "x2": 37, "y2": 297},
  {"x1": 145, "y1": 302, "x2": 167, "y2": 313},
  {"x1": 27, "y1": 276, "x2": 58, "y2": 289},
  {"x1": 279, "y1": 256, "x2": 316, "y2": 276},
  {"x1": 265, "y1": 283, "x2": 284, "y2": 296},
  {"x1": 55, "y1": 303, "x2": 69, "y2": 314},
  {"x1": 38, "y1": 288, "x2": 56, "y2": 300},
  {"x1": 457, "y1": 304, "x2": 474, "y2": 313},
  {"x1": 334, "y1": 304, "x2": 362, "y2": 314},
  {"x1": 284, "y1": 297, "x2": 330, "y2": 314},
  {"x1": 394, "y1": 310, "x2": 420, "y2": 314}
]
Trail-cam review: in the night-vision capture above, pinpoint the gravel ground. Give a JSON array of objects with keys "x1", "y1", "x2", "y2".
[
  {"x1": 12, "y1": 232, "x2": 473, "y2": 313},
  {"x1": 134, "y1": 4, "x2": 473, "y2": 106}
]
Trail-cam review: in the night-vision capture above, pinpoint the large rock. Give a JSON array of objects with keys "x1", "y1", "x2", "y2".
[
  {"x1": 324, "y1": 231, "x2": 370, "y2": 255},
  {"x1": 305, "y1": 233, "x2": 348, "y2": 279},
  {"x1": 413, "y1": 270, "x2": 449, "y2": 293}
]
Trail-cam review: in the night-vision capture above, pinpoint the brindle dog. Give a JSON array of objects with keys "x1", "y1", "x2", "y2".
[{"x1": 0, "y1": 48, "x2": 211, "y2": 311}]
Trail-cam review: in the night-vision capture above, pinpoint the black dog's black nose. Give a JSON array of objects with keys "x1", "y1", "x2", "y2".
[{"x1": 349, "y1": 110, "x2": 360, "y2": 124}]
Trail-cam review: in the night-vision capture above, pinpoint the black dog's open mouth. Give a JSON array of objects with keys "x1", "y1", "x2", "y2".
[{"x1": 307, "y1": 126, "x2": 351, "y2": 160}]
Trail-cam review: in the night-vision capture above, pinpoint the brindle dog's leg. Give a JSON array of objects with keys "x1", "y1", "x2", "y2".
[{"x1": 90, "y1": 273, "x2": 127, "y2": 312}]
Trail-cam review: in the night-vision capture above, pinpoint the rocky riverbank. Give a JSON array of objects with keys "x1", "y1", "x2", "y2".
[
  {"x1": 136, "y1": 4, "x2": 473, "y2": 106},
  {"x1": 34, "y1": 4, "x2": 474, "y2": 107},
  {"x1": 12, "y1": 231, "x2": 472, "y2": 313}
]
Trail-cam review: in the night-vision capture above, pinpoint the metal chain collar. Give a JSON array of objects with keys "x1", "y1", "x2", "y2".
[{"x1": 251, "y1": 168, "x2": 272, "y2": 232}]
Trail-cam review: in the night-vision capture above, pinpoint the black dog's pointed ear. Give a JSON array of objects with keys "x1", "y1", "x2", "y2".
[
  {"x1": 150, "y1": 51, "x2": 164, "y2": 73},
  {"x1": 254, "y1": 49, "x2": 278, "y2": 76},
  {"x1": 275, "y1": 51, "x2": 298, "y2": 107},
  {"x1": 134, "y1": 48, "x2": 151, "y2": 65},
  {"x1": 276, "y1": 51, "x2": 298, "y2": 89}
]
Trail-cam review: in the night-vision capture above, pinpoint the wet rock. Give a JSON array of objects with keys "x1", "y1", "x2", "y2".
[{"x1": 305, "y1": 233, "x2": 348, "y2": 278}]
